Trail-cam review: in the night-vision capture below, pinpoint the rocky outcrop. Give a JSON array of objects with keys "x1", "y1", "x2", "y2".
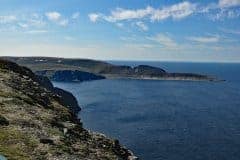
[
  {"x1": 0, "y1": 59, "x2": 137, "y2": 160},
  {"x1": 0, "y1": 115, "x2": 9, "y2": 126},
  {"x1": 36, "y1": 74, "x2": 54, "y2": 90},
  {"x1": 36, "y1": 74, "x2": 81, "y2": 113},
  {"x1": 53, "y1": 87, "x2": 80, "y2": 113},
  {"x1": 133, "y1": 65, "x2": 166, "y2": 75}
]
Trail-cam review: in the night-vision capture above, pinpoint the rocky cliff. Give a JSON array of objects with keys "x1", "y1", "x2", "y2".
[
  {"x1": 35, "y1": 74, "x2": 81, "y2": 113},
  {"x1": 0, "y1": 59, "x2": 137, "y2": 160},
  {"x1": 36, "y1": 70, "x2": 105, "y2": 82}
]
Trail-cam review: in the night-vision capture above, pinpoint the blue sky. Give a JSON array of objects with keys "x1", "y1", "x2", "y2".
[{"x1": 0, "y1": 0, "x2": 240, "y2": 62}]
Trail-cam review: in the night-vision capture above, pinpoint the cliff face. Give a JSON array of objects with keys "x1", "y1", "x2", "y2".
[
  {"x1": 0, "y1": 59, "x2": 136, "y2": 160},
  {"x1": 36, "y1": 74, "x2": 80, "y2": 113},
  {"x1": 36, "y1": 70, "x2": 105, "y2": 82}
]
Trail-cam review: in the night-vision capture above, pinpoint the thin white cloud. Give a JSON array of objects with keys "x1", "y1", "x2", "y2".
[
  {"x1": 0, "y1": 12, "x2": 75, "y2": 33},
  {"x1": 27, "y1": 13, "x2": 46, "y2": 27},
  {"x1": 0, "y1": 26, "x2": 17, "y2": 32},
  {"x1": 28, "y1": 18, "x2": 46, "y2": 27},
  {"x1": 209, "y1": 8, "x2": 240, "y2": 20},
  {"x1": 58, "y1": 19, "x2": 68, "y2": 26},
  {"x1": 89, "y1": 2, "x2": 197, "y2": 23},
  {"x1": 116, "y1": 23, "x2": 124, "y2": 28},
  {"x1": 0, "y1": 14, "x2": 46, "y2": 33},
  {"x1": 25, "y1": 30, "x2": 48, "y2": 34},
  {"x1": 88, "y1": 1, "x2": 240, "y2": 24},
  {"x1": 18, "y1": 23, "x2": 29, "y2": 28},
  {"x1": 106, "y1": 6, "x2": 153, "y2": 22},
  {"x1": 151, "y1": 1, "x2": 197, "y2": 21},
  {"x1": 135, "y1": 21, "x2": 148, "y2": 31},
  {"x1": 45, "y1": 12, "x2": 69, "y2": 26},
  {"x1": 220, "y1": 28, "x2": 240, "y2": 35},
  {"x1": 45, "y1": 12, "x2": 61, "y2": 21},
  {"x1": 187, "y1": 35, "x2": 220, "y2": 43},
  {"x1": 88, "y1": 13, "x2": 101, "y2": 22},
  {"x1": 202, "y1": 1, "x2": 240, "y2": 20},
  {"x1": 0, "y1": 15, "x2": 17, "y2": 24},
  {"x1": 124, "y1": 43, "x2": 155, "y2": 50},
  {"x1": 120, "y1": 35, "x2": 138, "y2": 41},
  {"x1": 219, "y1": 0, "x2": 240, "y2": 8},
  {"x1": 148, "y1": 33, "x2": 178, "y2": 48},
  {"x1": 72, "y1": 12, "x2": 80, "y2": 19},
  {"x1": 64, "y1": 36, "x2": 75, "y2": 41}
]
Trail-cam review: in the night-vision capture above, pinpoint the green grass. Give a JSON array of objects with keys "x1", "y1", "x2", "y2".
[
  {"x1": 0, "y1": 90, "x2": 35, "y2": 106},
  {"x1": 0, "y1": 128, "x2": 38, "y2": 160}
]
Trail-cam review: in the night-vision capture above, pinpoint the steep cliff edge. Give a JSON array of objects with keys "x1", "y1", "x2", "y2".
[
  {"x1": 0, "y1": 59, "x2": 137, "y2": 160},
  {"x1": 36, "y1": 75, "x2": 80, "y2": 113}
]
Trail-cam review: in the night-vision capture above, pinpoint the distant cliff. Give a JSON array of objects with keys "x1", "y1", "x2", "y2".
[
  {"x1": 0, "y1": 59, "x2": 137, "y2": 160},
  {"x1": 2, "y1": 57, "x2": 218, "y2": 82},
  {"x1": 36, "y1": 70, "x2": 105, "y2": 82}
]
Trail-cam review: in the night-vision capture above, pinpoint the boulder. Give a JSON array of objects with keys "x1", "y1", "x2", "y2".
[
  {"x1": 40, "y1": 137, "x2": 54, "y2": 145},
  {"x1": 0, "y1": 115, "x2": 9, "y2": 126}
]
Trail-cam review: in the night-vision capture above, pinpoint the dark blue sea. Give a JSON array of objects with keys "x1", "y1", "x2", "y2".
[{"x1": 53, "y1": 62, "x2": 240, "y2": 160}]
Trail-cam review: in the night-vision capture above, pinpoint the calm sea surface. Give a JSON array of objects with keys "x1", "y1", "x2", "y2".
[{"x1": 53, "y1": 62, "x2": 240, "y2": 160}]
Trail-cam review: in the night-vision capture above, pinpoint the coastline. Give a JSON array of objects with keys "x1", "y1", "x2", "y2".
[
  {"x1": 88, "y1": 130, "x2": 138, "y2": 160},
  {"x1": 103, "y1": 74, "x2": 221, "y2": 82}
]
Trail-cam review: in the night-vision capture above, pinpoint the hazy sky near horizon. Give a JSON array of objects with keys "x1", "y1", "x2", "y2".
[{"x1": 0, "y1": 0, "x2": 240, "y2": 62}]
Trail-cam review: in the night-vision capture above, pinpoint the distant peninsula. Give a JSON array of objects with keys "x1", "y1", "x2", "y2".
[{"x1": 2, "y1": 57, "x2": 220, "y2": 82}]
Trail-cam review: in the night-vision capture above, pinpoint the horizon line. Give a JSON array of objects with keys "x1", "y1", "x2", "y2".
[{"x1": 1, "y1": 56, "x2": 240, "y2": 64}]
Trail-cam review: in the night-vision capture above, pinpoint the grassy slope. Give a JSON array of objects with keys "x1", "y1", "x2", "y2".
[{"x1": 2, "y1": 57, "x2": 112, "y2": 73}]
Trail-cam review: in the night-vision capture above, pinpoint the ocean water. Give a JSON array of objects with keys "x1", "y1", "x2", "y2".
[{"x1": 53, "y1": 62, "x2": 240, "y2": 160}]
